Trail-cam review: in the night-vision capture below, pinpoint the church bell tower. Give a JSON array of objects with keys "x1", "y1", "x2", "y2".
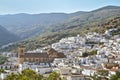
[{"x1": 18, "y1": 46, "x2": 25, "y2": 64}]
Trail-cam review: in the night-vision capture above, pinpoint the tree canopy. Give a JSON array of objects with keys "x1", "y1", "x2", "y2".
[
  {"x1": 110, "y1": 71, "x2": 120, "y2": 80},
  {"x1": 4, "y1": 68, "x2": 63, "y2": 80}
]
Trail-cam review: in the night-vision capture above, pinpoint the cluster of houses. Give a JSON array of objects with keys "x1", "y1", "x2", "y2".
[
  {"x1": 51, "y1": 28, "x2": 120, "y2": 79},
  {"x1": 0, "y1": 28, "x2": 120, "y2": 80}
]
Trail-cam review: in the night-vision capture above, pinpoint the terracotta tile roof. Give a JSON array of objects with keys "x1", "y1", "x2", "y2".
[{"x1": 19, "y1": 48, "x2": 66, "y2": 58}]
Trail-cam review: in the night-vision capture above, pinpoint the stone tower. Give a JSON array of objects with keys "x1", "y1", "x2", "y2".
[{"x1": 18, "y1": 47, "x2": 25, "y2": 64}]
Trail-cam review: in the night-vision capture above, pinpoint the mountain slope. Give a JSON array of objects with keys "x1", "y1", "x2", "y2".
[
  {"x1": 0, "y1": 5, "x2": 120, "y2": 52},
  {"x1": 0, "y1": 12, "x2": 86, "y2": 39},
  {"x1": 1, "y1": 15, "x2": 120, "y2": 52},
  {"x1": 0, "y1": 13, "x2": 68, "y2": 38},
  {"x1": 0, "y1": 6, "x2": 120, "y2": 39},
  {"x1": 18, "y1": 6, "x2": 120, "y2": 50},
  {"x1": 49, "y1": 6, "x2": 120, "y2": 32},
  {"x1": 0, "y1": 25, "x2": 20, "y2": 47},
  {"x1": 24, "y1": 16, "x2": 120, "y2": 50}
]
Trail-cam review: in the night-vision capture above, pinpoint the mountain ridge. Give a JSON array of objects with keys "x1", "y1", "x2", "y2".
[
  {"x1": 46, "y1": 5, "x2": 120, "y2": 32},
  {"x1": 0, "y1": 5, "x2": 120, "y2": 39}
]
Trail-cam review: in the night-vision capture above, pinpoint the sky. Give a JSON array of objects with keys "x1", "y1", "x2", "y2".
[{"x1": 0, "y1": 0, "x2": 120, "y2": 14}]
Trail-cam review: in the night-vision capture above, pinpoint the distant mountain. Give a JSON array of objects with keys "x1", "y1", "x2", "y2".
[
  {"x1": 49, "y1": 6, "x2": 120, "y2": 32},
  {"x1": 0, "y1": 6, "x2": 120, "y2": 39},
  {"x1": 0, "y1": 6, "x2": 120, "y2": 50},
  {"x1": 0, "y1": 12, "x2": 86, "y2": 39},
  {"x1": 20, "y1": 5, "x2": 120, "y2": 49},
  {"x1": 0, "y1": 25, "x2": 20, "y2": 47},
  {"x1": 2, "y1": 15, "x2": 120, "y2": 52},
  {"x1": 68, "y1": 11, "x2": 87, "y2": 17},
  {"x1": 93, "y1": 5, "x2": 120, "y2": 12}
]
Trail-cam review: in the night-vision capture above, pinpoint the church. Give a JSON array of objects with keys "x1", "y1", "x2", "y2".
[{"x1": 18, "y1": 47, "x2": 66, "y2": 64}]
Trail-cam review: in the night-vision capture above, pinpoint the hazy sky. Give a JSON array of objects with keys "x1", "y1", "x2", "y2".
[{"x1": 0, "y1": 0, "x2": 120, "y2": 14}]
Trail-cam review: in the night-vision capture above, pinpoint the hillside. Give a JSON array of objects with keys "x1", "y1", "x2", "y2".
[
  {"x1": 0, "y1": 6, "x2": 119, "y2": 39},
  {"x1": 0, "y1": 25, "x2": 20, "y2": 47},
  {"x1": 0, "y1": 5, "x2": 120, "y2": 52},
  {"x1": 48, "y1": 6, "x2": 120, "y2": 32},
  {"x1": 1, "y1": 16, "x2": 120, "y2": 52},
  {"x1": 26, "y1": 16, "x2": 120, "y2": 48},
  {"x1": 0, "y1": 12, "x2": 86, "y2": 39}
]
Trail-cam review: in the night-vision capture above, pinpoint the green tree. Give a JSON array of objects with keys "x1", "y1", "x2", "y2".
[
  {"x1": 4, "y1": 69, "x2": 63, "y2": 80},
  {"x1": 110, "y1": 75, "x2": 118, "y2": 80},
  {"x1": 90, "y1": 50, "x2": 97, "y2": 55},
  {"x1": 110, "y1": 71, "x2": 120, "y2": 80},
  {"x1": 47, "y1": 72, "x2": 62, "y2": 80},
  {"x1": 82, "y1": 52, "x2": 88, "y2": 57},
  {"x1": 4, "y1": 68, "x2": 44, "y2": 80},
  {"x1": 4, "y1": 73, "x2": 19, "y2": 80},
  {"x1": 0, "y1": 69, "x2": 6, "y2": 73}
]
